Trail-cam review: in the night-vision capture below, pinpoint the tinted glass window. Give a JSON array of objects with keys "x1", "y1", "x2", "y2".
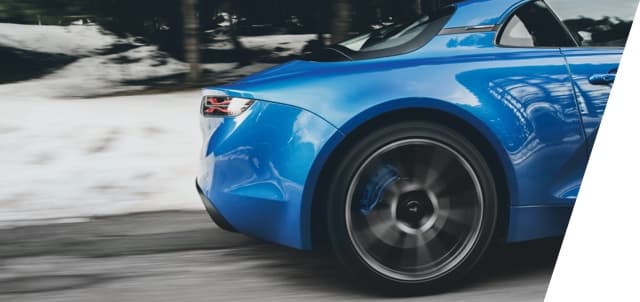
[
  {"x1": 500, "y1": 15, "x2": 535, "y2": 47},
  {"x1": 340, "y1": 15, "x2": 432, "y2": 52},
  {"x1": 546, "y1": 0, "x2": 638, "y2": 47},
  {"x1": 499, "y1": 1, "x2": 575, "y2": 47},
  {"x1": 306, "y1": 6, "x2": 454, "y2": 61}
]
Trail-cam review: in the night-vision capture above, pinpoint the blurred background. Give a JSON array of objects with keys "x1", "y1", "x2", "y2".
[
  {"x1": 0, "y1": 0, "x2": 453, "y2": 95},
  {"x1": 0, "y1": 0, "x2": 455, "y2": 225},
  {"x1": 1, "y1": 0, "x2": 562, "y2": 301}
]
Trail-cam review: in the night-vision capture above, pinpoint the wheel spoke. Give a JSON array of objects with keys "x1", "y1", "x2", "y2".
[
  {"x1": 438, "y1": 208, "x2": 473, "y2": 227},
  {"x1": 424, "y1": 147, "x2": 456, "y2": 187},
  {"x1": 429, "y1": 165, "x2": 469, "y2": 196},
  {"x1": 367, "y1": 212, "x2": 395, "y2": 236},
  {"x1": 425, "y1": 230, "x2": 450, "y2": 261},
  {"x1": 445, "y1": 188, "x2": 480, "y2": 208},
  {"x1": 413, "y1": 232, "x2": 433, "y2": 267}
]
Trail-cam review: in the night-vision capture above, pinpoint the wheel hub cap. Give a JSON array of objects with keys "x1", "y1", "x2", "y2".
[{"x1": 396, "y1": 190, "x2": 433, "y2": 228}]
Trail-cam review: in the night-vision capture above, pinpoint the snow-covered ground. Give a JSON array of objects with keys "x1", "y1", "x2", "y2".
[
  {"x1": 0, "y1": 91, "x2": 204, "y2": 226},
  {"x1": 0, "y1": 44, "x2": 237, "y2": 97},
  {"x1": 240, "y1": 34, "x2": 315, "y2": 57},
  {"x1": 208, "y1": 33, "x2": 316, "y2": 56},
  {"x1": 0, "y1": 23, "x2": 116, "y2": 56},
  {"x1": 0, "y1": 23, "x2": 313, "y2": 97},
  {"x1": 0, "y1": 23, "x2": 242, "y2": 97}
]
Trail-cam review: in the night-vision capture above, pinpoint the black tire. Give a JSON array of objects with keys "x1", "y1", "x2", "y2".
[{"x1": 326, "y1": 120, "x2": 498, "y2": 295}]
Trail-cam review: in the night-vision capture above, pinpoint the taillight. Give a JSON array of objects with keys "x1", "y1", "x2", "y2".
[{"x1": 201, "y1": 95, "x2": 254, "y2": 117}]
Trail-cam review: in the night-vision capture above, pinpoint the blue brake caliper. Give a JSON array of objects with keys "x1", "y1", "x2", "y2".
[{"x1": 359, "y1": 164, "x2": 399, "y2": 215}]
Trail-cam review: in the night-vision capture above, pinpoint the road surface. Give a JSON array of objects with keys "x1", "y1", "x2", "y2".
[{"x1": 0, "y1": 211, "x2": 560, "y2": 301}]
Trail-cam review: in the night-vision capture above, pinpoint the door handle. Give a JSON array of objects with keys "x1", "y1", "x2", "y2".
[{"x1": 588, "y1": 73, "x2": 616, "y2": 85}]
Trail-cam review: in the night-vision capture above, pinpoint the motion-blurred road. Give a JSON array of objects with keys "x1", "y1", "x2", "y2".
[{"x1": 0, "y1": 211, "x2": 560, "y2": 302}]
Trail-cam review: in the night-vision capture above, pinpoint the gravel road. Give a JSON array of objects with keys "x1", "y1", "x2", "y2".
[{"x1": 0, "y1": 211, "x2": 560, "y2": 301}]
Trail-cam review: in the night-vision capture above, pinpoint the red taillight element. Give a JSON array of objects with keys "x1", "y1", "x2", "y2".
[
  {"x1": 201, "y1": 96, "x2": 254, "y2": 117},
  {"x1": 203, "y1": 96, "x2": 232, "y2": 115}
]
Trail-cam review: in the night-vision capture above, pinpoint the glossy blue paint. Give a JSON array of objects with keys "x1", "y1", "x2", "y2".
[
  {"x1": 198, "y1": 101, "x2": 340, "y2": 248},
  {"x1": 198, "y1": 0, "x2": 617, "y2": 249},
  {"x1": 561, "y1": 48, "x2": 622, "y2": 154},
  {"x1": 508, "y1": 205, "x2": 573, "y2": 242}
]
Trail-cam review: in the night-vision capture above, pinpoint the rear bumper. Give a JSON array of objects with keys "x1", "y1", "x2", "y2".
[
  {"x1": 196, "y1": 180, "x2": 236, "y2": 232},
  {"x1": 197, "y1": 100, "x2": 342, "y2": 250}
]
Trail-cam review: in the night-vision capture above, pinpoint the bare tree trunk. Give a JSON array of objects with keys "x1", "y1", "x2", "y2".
[
  {"x1": 331, "y1": 0, "x2": 351, "y2": 43},
  {"x1": 221, "y1": 0, "x2": 250, "y2": 65},
  {"x1": 425, "y1": 0, "x2": 440, "y2": 16},
  {"x1": 414, "y1": 0, "x2": 423, "y2": 16},
  {"x1": 314, "y1": 1, "x2": 326, "y2": 45},
  {"x1": 182, "y1": 0, "x2": 201, "y2": 83},
  {"x1": 228, "y1": 17, "x2": 246, "y2": 54}
]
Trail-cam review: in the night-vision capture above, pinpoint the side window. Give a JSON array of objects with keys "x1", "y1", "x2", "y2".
[
  {"x1": 500, "y1": 15, "x2": 534, "y2": 47},
  {"x1": 498, "y1": 1, "x2": 575, "y2": 47},
  {"x1": 546, "y1": 0, "x2": 638, "y2": 47}
]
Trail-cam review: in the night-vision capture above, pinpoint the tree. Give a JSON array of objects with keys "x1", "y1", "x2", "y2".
[
  {"x1": 331, "y1": 0, "x2": 351, "y2": 43},
  {"x1": 313, "y1": 0, "x2": 328, "y2": 45},
  {"x1": 219, "y1": 0, "x2": 252, "y2": 65},
  {"x1": 182, "y1": 0, "x2": 201, "y2": 83},
  {"x1": 414, "y1": 0, "x2": 423, "y2": 15}
]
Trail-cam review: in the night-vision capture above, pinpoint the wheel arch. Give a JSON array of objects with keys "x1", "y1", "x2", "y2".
[{"x1": 304, "y1": 102, "x2": 516, "y2": 251}]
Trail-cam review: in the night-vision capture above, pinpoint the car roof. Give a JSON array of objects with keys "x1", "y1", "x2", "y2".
[{"x1": 445, "y1": 0, "x2": 530, "y2": 28}]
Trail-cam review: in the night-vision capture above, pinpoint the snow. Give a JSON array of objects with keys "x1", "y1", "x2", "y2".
[
  {"x1": 0, "y1": 44, "x2": 237, "y2": 97},
  {"x1": 0, "y1": 23, "x2": 117, "y2": 56},
  {"x1": 240, "y1": 34, "x2": 316, "y2": 56},
  {"x1": 0, "y1": 23, "x2": 238, "y2": 97},
  {"x1": 241, "y1": 34, "x2": 315, "y2": 49},
  {"x1": 0, "y1": 23, "x2": 313, "y2": 97},
  {"x1": 206, "y1": 34, "x2": 316, "y2": 57},
  {"x1": 0, "y1": 91, "x2": 204, "y2": 226}
]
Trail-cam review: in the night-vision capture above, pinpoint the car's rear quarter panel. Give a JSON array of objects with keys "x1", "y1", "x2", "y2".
[{"x1": 199, "y1": 101, "x2": 341, "y2": 248}]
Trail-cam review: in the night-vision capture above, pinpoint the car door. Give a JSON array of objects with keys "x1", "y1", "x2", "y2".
[
  {"x1": 560, "y1": 49, "x2": 621, "y2": 153},
  {"x1": 546, "y1": 0, "x2": 638, "y2": 154},
  {"x1": 495, "y1": 0, "x2": 589, "y2": 207}
]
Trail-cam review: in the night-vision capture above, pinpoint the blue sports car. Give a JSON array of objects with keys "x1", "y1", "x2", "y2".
[{"x1": 196, "y1": 0, "x2": 637, "y2": 292}]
